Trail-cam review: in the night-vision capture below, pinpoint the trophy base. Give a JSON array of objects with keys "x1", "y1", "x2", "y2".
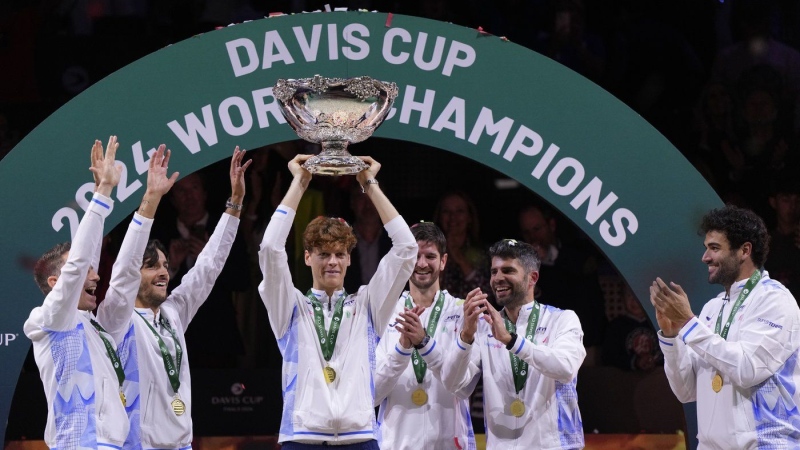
[{"x1": 302, "y1": 154, "x2": 368, "y2": 176}]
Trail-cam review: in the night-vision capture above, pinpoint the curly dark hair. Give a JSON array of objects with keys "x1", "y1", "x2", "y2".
[
  {"x1": 143, "y1": 239, "x2": 169, "y2": 269},
  {"x1": 700, "y1": 206, "x2": 770, "y2": 268},
  {"x1": 303, "y1": 217, "x2": 357, "y2": 253},
  {"x1": 488, "y1": 239, "x2": 541, "y2": 273}
]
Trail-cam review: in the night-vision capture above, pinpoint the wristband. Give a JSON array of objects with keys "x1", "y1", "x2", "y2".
[
  {"x1": 360, "y1": 179, "x2": 379, "y2": 193},
  {"x1": 505, "y1": 333, "x2": 518, "y2": 350},
  {"x1": 226, "y1": 197, "x2": 243, "y2": 211}
]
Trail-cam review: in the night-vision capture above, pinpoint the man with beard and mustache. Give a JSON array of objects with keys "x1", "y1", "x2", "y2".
[
  {"x1": 374, "y1": 222, "x2": 478, "y2": 450},
  {"x1": 258, "y1": 155, "x2": 416, "y2": 449},
  {"x1": 442, "y1": 239, "x2": 586, "y2": 449},
  {"x1": 651, "y1": 205, "x2": 800, "y2": 448},
  {"x1": 111, "y1": 147, "x2": 250, "y2": 450},
  {"x1": 26, "y1": 137, "x2": 172, "y2": 449}
]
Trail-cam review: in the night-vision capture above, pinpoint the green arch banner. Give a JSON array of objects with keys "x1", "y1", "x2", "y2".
[{"x1": 0, "y1": 11, "x2": 720, "y2": 443}]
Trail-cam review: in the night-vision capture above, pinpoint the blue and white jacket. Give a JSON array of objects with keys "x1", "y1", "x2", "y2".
[
  {"x1": 25, "y1": 194, "x2": 149, "y2": 449},
  {"x1": 443, "y1": 302, "x2": 586, "y2": 450},
  {"x1": 659, "y1": 271, "x2": 800, "y2": 449},
  {"x1": 258, "y1": 206, "x2": 416, "y2": 444}
]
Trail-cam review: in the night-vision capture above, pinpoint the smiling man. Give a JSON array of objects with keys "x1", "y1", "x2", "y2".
[
  {"x1": 25, "y1": 136, "x2": 137, "y2": 449},
  {"x1": 374, "y1": 222, "x2": 478, "y2": 450},
  {"x1": 109, "y1": 147, "x2": 250, "y2": 450},
  {"x1": 651, "y1": 205, "x2": 800, "y2": 448},
  {"x1": 258, "y1": 154, "x2": 416, "y2": 450},
  {"x1": 442, "y1": 239, "x2": 586, "y2": 449}
]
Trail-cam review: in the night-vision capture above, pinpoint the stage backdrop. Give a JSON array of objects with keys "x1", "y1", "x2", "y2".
[{"x1": 0, "y1": 11, "x2": 719, "y2": 445}]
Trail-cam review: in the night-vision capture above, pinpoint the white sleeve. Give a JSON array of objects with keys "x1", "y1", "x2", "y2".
[
  {"x1": 511, "y1": 310, "x2": 586, "y2": 384},
  {"x1": 678, "y1": 288, "x2": 800, "y2": 389},
  {"x1": 166, "y1": 213, "x2": 240, "y2": 327},
  {"x1": 96, "y1": 213, "x2": 152, "y2": 344},
  {"x1": 374, "y1": 315, "x2": 412, "y2": 406},
  {"x1": 25, "y1": 193, "x2": 113, "y2": 336},
  {"x1": 441, "y1": 324, "x2": 482, "y2": 394},
  {"x1": 362, "y1": 217, "x2": 417, "y2": 337},
  {"x1": 258, "y1": 206, "x2": 305, "y2": 339},
  {"x1": 659, "y1": 331, "x2": 698, "y2": 403}
]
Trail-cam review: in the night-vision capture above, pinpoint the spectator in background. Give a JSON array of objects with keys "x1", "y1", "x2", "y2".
[
  {"x1": 602, "y1": 285, "x2": 663, "y2": 371},
  {"x1": 765, "y1": 175, "x2": 800, "y2": 300},
  {"x1": 344, "y1": 181, "x2": 391, "y2": 294},
  {"x1": 518, "y1": 203, "x2": 607, "y2": 365},
  {"x1": 433, "y1": 191, "x2": 492, "y2": 305}
]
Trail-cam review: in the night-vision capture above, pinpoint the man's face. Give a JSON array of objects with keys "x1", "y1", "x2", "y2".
[
  {"x1": 305, "y1": 244, "x2": 351, "y2": 292},
  {"x1": 770, "y1": 192, "x2": 800, "y2": 225},
  {"x1": 702, "y1": 231, "x2": 742, "y2": 287},
  {"x1": 410, "y1": 241, "x2": 447, "y2": 291},
  {"x1": 438, "y1": 195, "x2": 471, "y2": 236},
  {"x1": 171, "y1": 173, "x2": 207, "y2": 217},
  {"x1": 519, "y1": 209, "x2": 556, "y2": 256},
  {"x1": 490, "y1": 257, "x2": 537, "y2": 309},
  {"x1": 138, "y1": 249, "x2": 170, "y2": 308}
]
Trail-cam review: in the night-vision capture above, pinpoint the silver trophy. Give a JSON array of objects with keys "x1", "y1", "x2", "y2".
[{"x1": 273, "y1": 75, "x2": 398, "y2": 175}]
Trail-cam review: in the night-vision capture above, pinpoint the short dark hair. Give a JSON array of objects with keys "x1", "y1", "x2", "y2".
[
  {"x1": 143, "y1": 240, "x2": 168, "y2": 268},
  {"x1": 700, "y1": 206, "x2": 770, "y2": 267},
  {"x1": 411, "y1": 222, "x2": 447, "y2": 255},
  {"x1": 34, "y1": 242, "x2": 71, "y2": 294},
  {"x1": 488, "y1": 239, "x2": 541, "y2": 273}
]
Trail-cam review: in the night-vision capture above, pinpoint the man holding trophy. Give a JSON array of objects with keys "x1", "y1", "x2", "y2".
[{"x1": 258, "y1": 75, "x2": 417, "y2": 449}]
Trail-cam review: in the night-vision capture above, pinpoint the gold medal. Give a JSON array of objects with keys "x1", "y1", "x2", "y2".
[
  {"x1": 411, "y1": 388, "x2": 428, "y2": 406},
  {"x1": 119, "y1": 391, "x2": 127, "y2": 407},
  {"x1": 323, "y1": 366, "x2": 337, "y2": 384},
  {"x1": 712, "y1": 373, "x2": 723, "y2": 393},
  {"x1": 171, "y1": 396, "x2": 186, "y2": 416},
  {"x1": 510, "y1": 399, "x2": 526, "y2": 417}
]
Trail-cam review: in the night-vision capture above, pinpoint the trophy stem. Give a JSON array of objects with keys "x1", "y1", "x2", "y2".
[{"x1": 301, "y1": 140, "x2": 369, "y2": 176}]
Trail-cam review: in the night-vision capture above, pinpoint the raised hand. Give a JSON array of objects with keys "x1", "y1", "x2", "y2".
[
  {"x1": 481, "y1": 300, "x2": 513, "y2": 345},
  {"x1": 396, "y1": 306, "x2": 426, "y2": 348},
  {"x1": 230, "y1": 146, "x2": 252, "y2": 203},
  {"x1": 287, "y1": 154, "x2": 313, "y2": 184},
  {"x1": 650, "y1": 278, "x2": 692, "y2": 337},
  {"x1": 356, "y1": 156, "x2": 381, "y2": 186},
  {"x1": 460, "y1": 288, "x2": 488, "y2": 344},
  {"x1": 147, "y1": 144, "x2": 179, "y2": 198},
  {"x1": 90, "y1": 136, "x2": 122, "y2": 197}
]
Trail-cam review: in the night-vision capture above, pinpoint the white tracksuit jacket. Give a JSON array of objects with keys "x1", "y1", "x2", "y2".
[
  {"x1": 658, "y1": 271, "x2": 800, "y2": 449},
  {"x1": 25, "y1": 194, "x2": 150, "y2": 449},
  {"x1": 443, "y1": 303, "x2": 586, "y2": 450},
  {"x1": 116, "y1": 213, "x2": 240, "y2": 450},
  {"x1": 375, "y1": 290, "x2": 478, "y2": 450},
  {"x1": 258, "y1": 206, "x2": 416, "y2": 444}
]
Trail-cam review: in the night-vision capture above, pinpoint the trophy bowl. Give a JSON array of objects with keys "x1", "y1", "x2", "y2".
[{"x1": 273, "y1": 75, "x2": 398, "y2": 176}]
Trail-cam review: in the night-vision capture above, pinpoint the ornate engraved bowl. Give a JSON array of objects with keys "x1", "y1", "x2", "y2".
[{"x1": 273, "y1": 75, "x2": 398, "y2": 175}]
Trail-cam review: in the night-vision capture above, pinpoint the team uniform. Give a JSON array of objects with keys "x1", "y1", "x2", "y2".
[
  {"x1": 375, "y1": 290, "x2": 478, "y2": 450},
  {"x1": 658, "y1": 271, "x2": 800, "y2": 449},
  {"x1": 258, "y1": 205, "x2": 416, "y2": 445},
  {"x1": 444, "y1": 303, "x2": 586, "y2": 450},
  {"x1": 115, "y1": 213, "x2": 240, "y2": 450},
  {"x1": 25, "y1": 193, "x2": 149, "y2": 449}
]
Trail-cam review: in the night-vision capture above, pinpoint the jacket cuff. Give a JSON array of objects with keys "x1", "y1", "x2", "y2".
[
  {"x1": 89, "y1": 193, "x2": 114, "y2": 217},
  {"x1": 131, "y1": 212, "x2": 154, "y2": 231}
]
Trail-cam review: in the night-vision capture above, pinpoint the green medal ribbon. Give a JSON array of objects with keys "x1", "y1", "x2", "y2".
[
  {"x1": 714, "y1": 270, "x2": 761, "y2": 340},
  {"x1": 136, "y1": 311, "x2": 183, "y2": 394},
  {"x1": 503, "y1": 302, "x2": 541, "y2": 394},
  {"x1": 404, "y1": 291, "x2": 446, "y2": 384},
  {"x1": 306, "y1": 290, "x2": 347, "y2": 361},
  {"x1": 89, "y1": 319, "x2": 125, "y2": 390}
]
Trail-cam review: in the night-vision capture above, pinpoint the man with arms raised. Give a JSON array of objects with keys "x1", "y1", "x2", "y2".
[
  {"x1": 113, "y1": 147, "x2": 250, "y2": 450},
  {"x1": 25, "y1": 136, "x2": 156, "y2": 448},
  {"x1": 443, "y1": 239, "x2": 585, "y2": 449},
  {"x1": 651, "y1": 205, "x2": 800, "y2": 448},
  {"x1": 374, "y1": 222, "x2": 478, "y2": 450},
  {"x1": 259, "y1": 155, "x2": 416, "y2": 449}
]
